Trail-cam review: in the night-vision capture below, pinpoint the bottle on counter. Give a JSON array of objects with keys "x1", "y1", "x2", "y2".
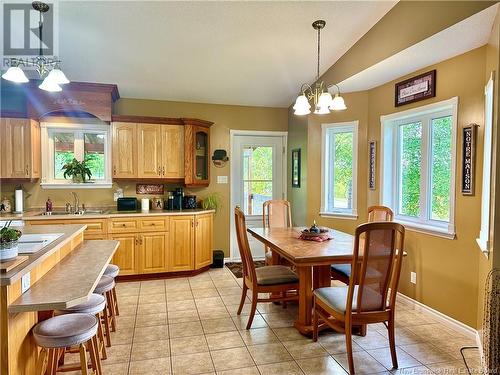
[{"x1": 45, "y1": 197, "x2": 53, "y2": 215}]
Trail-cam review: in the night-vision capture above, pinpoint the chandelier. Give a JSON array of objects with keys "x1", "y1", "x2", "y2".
[
  {"x1": 1, "y1": 1, "x2": 69, "y2": 92},
  {"x1": 293, "y1": 20, "x2": 346, "y2": 115}
]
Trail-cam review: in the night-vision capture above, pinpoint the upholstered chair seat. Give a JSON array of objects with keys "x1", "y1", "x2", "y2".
[
  {"x1": 33, "y1": 313, "x2": 98, "y2": 348},
  {"x1": 104, "y1": 264, "x2": 120, "y2": 278},
  {"x1": 255, "y1": 265, "x2": 299, "y2": 285},
  {"x1": 94, "y1": 275, "x2": 115, "y2": 295}
]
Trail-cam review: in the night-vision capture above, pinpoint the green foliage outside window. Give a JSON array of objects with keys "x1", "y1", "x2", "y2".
[
  {"x1": 431, "y1": 117, "x2": 452, "y2": 221},
  {"x1": 400, "y1": 122, "x2": 422, "y2": 217},
  {"x1": 333, "y1": 132, "x2": 353, "y2": 209}
]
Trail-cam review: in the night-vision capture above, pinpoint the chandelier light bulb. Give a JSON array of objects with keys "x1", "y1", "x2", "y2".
[
  {"x1": 293, "y1": 94, "x2": 311, "y2": 115},
  {"x1": 39, "y1": 76, "x2": 62, "y2": 92},
  {"x1": 330, "y1": 93, "x2": 347, "y2": 111},
  {"x1": 1, "y1": 66, "x2": 29, "y2": 83},
  {"x1": 46, "y1": 68, "x2": 70, "y2": 84}
]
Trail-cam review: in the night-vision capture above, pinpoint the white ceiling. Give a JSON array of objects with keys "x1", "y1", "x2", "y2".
[
  {"x1": 57, "y1": 1, "x2": 397, "y2": 107},
  {"x1": 337, "y1": 4, "x2": 499, "y2": 94}
]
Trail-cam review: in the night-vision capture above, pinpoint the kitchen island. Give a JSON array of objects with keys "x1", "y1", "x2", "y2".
[{"x1": 0, "y1": 224, "x2": 119, "y2": 375}]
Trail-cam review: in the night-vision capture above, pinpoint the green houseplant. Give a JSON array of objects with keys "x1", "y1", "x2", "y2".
[
  {"x1": 62, "y1": 158, "x2": 92, "y2": 183},
  {"x1": 0, "y1": 226, "x2": 22, "y2": 261},
  {"x1": 202, "y1": 193, "x2": 222, "y2": 213}
]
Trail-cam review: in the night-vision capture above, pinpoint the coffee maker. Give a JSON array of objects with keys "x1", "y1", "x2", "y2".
[{"x1": 172, "y1": 188, "x2": 184, "y2": 210}]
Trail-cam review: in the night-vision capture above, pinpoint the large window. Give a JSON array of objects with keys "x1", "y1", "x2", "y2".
[
  {"x1": 321, "y1": 121, "x2": 358, "y2": 218},
  {"x1": 381, "y1": 98, "x2": 457, "y2": 238},
  {"x1": 41, "y1": 123, "x2": 112, "y2": 188}
]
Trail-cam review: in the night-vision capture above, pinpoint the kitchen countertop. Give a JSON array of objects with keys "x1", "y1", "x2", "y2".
[
  {"x1": 0, "y1": 224, "x2": 86, "y2": 286},
  {"x1": 8, "y1": 239, "x2": 119, "y2": 313},
  {"x1": 0, "y1": 208, "x2": 215, "y2": 221}
]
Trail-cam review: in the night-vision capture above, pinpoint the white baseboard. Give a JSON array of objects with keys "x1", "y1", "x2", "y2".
[{"x1": 397, "y1": 292, "x2": 477, "y2": 340}]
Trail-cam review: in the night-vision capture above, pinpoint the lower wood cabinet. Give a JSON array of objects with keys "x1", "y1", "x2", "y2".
[
  {"x1": 195, "y1": 214, "x2": 213, "y2": 269},
  {"x1": 109, "y1": 233, "x2": 138, "y2": 276},
  {"x1": 138, "y1": 232, "x2": 169, "y2": 274},
  {"x1": 168, "y1": 216, "x2": 194, "y2": 272}
]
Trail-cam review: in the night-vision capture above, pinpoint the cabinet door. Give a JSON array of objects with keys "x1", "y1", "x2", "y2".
[
  {"x1": 184, "y1": 125, "x2": 210, "y2": 186},
  {"x1": 137, "y1": 124, "x2": 162, "y2": 178},
  {"x1": 195, "y1": 214, "x2": 213, "y2": 269},
  {"x1": 168, "y1": 216, "x2": 194, "y2": 272},
  {"x1": 110, "y1": 233, "x2": 138, "y2": 275},
  {"x1": 3, "y1": 118, "x2": 30, "y2": 178},
  {"x1": 139, "y1": 232, "x2": 168, "y2": 274},
  {"x1": 161, "y1": 125, "x2": 184, "y2": 178},
  {"x1": 30, "y1": 120, "x2": 41, "y2": 178},
  {"x1": 112, "y1": 122, "x2": 137, "y2": 178}
]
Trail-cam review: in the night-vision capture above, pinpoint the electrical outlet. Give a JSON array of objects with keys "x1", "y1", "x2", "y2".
[
  {"x1": 21, "y1": 272, "x2": 31, "y2": 293},
  {"x1": 410, "y1": 272, "x2": 417, "y2": 284},
  {"x1": 217, "y1": 176, "x2": 228, "y2": 184}
]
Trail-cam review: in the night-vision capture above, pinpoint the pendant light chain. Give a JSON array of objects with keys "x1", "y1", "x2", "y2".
[{"x1": 316, "y1": 25, "x2": 321, "y2": 80}]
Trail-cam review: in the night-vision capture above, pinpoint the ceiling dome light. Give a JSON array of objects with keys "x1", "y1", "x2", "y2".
[
  {"x1": 39, "y1": 76, "x2": 62, "y2": 92},
  {"x1": 293, "y1": 94, "x2": 311, "y2": 115},
  {"x1": 46, "y1": 68, "x2": 70, "y2": 84},
  {"x1": 330, "y1": 93, "x2": 347, "y2": 111},
  {"x1": 2, "y1": 66, "x2": 29, "y2": 83}
]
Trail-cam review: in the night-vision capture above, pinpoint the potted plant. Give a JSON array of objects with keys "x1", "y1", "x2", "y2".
[
  {"x1": 0, "y1": 226, "x2": 22, "y2": 261},
  {"x1": 62, "y1": 158, "x2": 92, "y2": 183},
  {"x1": 202, "y1": 193, "x2": 222, "y2": 213}
]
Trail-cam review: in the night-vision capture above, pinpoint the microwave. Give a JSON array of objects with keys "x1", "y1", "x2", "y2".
[{"x1": 117, "y1": 197, "x2": 138, "y2": 211}]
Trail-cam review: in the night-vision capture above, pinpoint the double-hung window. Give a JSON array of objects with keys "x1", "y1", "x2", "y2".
[
  {"x1": 380, "y1": 97, "x2": 458, "y2": 238},
  {"x1": 40, "y1": 122, "x2": 112, "y2": 188},
  {"x1": 320, "y1": 121, "x2": 358, "y2": 218}
]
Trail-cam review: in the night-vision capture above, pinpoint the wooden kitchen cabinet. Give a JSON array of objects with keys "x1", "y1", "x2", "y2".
[
  {"x1": 112, "y1": 122, "x2": 137, "y2": 178},
  {"x1": 161, "y1": 125, "x2": 184, "y2": 178},
  {"x1": 137, "y1": 124, "x2": 162, "y2": 178},
  {"x1": 184, "y1": 123, "x2": 210, "y2": 187},
  {"x1": 195, "y1": 213, "x2": 213, "y2": 269},
  {"x1": 0, "y1": 118, "x2": 40, "y2": 179},
  {"x1": 138, "y1": 232, "x2": 169, "y2": 273},
  {"x1": 109, "y1": 233, "x2": 138, "y2": 275},
  {"x1": 168, "y1": 215, "x2": 194, "y2": 272}
]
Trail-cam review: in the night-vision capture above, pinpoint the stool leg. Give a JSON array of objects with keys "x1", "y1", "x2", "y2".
[
  {"x1": 78, "y1": 344, "x2": 88, "y2": 375},
  {"x1": 106, "y1": 290, "x2": 117, "y2": 332},
  {"x1": 87, "y1": 336, "x2": 102, "y2": 375},
  {"x1": 102, "y1": 307, "x2": 112, "y2": 347},
  {"x1": 92, "y1": 335, "x2": 103, "y2": 375},
  {"x1": 46, "y1": 348, "x2": 58, "y2": 375},
  {"x1": 112, "y1": 286, "x2": 120, "y2": 316},
  {"x1": 95, "y1": 313, "x2": 107, "y2": 360}
]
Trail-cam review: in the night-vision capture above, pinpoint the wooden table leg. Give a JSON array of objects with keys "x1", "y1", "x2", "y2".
[
  {"x1": 294, "y1": 266, "x2": 313, "y2": 335},
  {"x1": 314, "y1": 265, "x2": 331, "y2": 289}
]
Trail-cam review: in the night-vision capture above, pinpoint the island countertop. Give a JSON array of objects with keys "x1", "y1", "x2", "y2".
[{"x1": 0, "y1": 224, "x2": 87, "y2": 286}]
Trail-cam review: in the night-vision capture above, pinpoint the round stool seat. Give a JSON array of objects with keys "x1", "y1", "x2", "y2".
[
  {"x1": 104, "y1": 264, "x2": 119, "y2": 278},
  {"x1": 56, "y1": 294, "x2": 106, "y2": 316},
  {"x1": 94, "y1": 275, "x2": 115, "y2": 295},
  {"x1": 33, "y1": 313, "x2": 98, "y2": 349}
]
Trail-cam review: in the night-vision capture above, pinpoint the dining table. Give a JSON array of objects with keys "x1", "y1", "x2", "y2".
[{"x1": 247, "y1": 226, "x2": 355, "y2": 336}]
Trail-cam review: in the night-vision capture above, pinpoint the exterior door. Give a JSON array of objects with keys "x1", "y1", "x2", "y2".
[
  {"x1": 231, "y1": 133, "x2": 286, "y2": 259},
  {"x1": 137, "y1": 124, "x2": 162, "y2": 178},
  {"x1": 139, "y1": 232, "x2": 168, "y2": 273},
  {"x1": 168, "y1": 216, "x2": 194, "y2": 271},
  {"x1": 112, "y1": 122, "x2": 137, "y2": 178},
  {"x1": 195, "y1": 213, "x2": 213, "y2": 269},
  {"x1": 110, "y1": 233, "x2": 137, "y2": 275}
]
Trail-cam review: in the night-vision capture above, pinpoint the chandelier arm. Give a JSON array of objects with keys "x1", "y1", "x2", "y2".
[
  {"x1": 326, "y1": 83, "x2": 341, "y2": 94},
  {"x1": 300, "y1": 83, "x2": 313, "y2": 95}
]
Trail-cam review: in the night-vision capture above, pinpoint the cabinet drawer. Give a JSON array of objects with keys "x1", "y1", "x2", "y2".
[
  {"x1": 70, "y1": 219, "x2": 107, "y2": 235},
  {"x1": 109, "y1": 218, "x2": 139, "y2": 233},
  {"x1": 138, "y1": 217, "x2": 169, "y2": 232}
]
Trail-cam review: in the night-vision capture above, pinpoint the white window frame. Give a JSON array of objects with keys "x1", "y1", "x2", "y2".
[
  {"x1": 40, "y1": 122, "x2": 112, "y2": 189},
  {"x1": 380, "y1": 97, "x2": 458, "y2": 239},
  {"x1": 320, "y1": 121, "x2": 359, "y2": 219},
  {"x1": 477, "y1": 74, "x2": 494, "y2": 256}
]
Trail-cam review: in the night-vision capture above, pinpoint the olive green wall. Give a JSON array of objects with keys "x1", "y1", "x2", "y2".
[{"x1": 302, "y1": 47, "x2": 488, "y2": 328}]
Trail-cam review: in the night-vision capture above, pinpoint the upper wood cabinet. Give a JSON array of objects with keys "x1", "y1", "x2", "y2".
[
  {"x1": 137, "y1": 124, "x2": 162, "y2": 178},
  {"x1": 184, "y1": 123, "x2": 210, "y2": 187},
  {"x1": 112, "y1": 122, "x2": 137, "y2": 178},
  {"x1": 0, "y1": 118, "x2": 40, "y2": 179},
  {"x1": 161, "y1": 125, "x2": 184, "y2": 178}
]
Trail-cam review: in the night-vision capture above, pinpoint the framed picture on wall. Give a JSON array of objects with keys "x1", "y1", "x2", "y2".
[
  {"x1": 368, "y1": 141, "x2": 376, "y2": 190},
  {"x1": 395, "y1": 70, "x2": 436, "y2": 107},
  {"x1": 292, "y1": 148, "x2": 301, "y2": 188},
  {"x1": 461, "y1": 123, "x2": 479, "y2": 195}
]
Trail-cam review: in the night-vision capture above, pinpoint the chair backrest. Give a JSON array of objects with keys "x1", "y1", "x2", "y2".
[
  {"x1": 346, "y1": 222, "x2": 405, "y2": 315},
  {"x1": 263, "y1": 200, "x2": 292, "y2": 228},
  {"x1": 234, "y1": 206, "x2": 257, "y2": 285},
  {"x1": 367, "y1": 205, "x2": 394, "y2": 222}
]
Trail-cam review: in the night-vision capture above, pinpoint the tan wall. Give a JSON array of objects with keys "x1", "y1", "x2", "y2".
[
  {"x1": 305, "y1": 47, "x2": 487, "y2": 328},
  {"x1": 0, "y1": 100, "x2": 288, "y2": 257}
]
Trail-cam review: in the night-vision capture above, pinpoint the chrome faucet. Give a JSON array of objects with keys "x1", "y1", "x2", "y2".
[{"x1": 71, "y1": 192, "x2": 80, "y2": 214}]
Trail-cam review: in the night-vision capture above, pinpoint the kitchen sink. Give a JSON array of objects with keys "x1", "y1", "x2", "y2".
[{"x1": 40, "y1": 209, "x2": 108, "y2": 216}]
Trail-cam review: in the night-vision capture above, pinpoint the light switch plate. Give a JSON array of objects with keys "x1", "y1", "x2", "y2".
[
  {"x1": 21, "y1": 272, "x2": 31, "y2": 294},
  {"x1": 410, "y1": 272, "x2": 417, "y2": 284},
  {"x1": 217, "y1": 176, "x2": 228, "y2": 184}
]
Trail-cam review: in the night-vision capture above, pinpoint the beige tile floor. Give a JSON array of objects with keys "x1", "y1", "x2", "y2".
[{"x1": 71, "y1": 267, "x2": 482, "y2": 374}]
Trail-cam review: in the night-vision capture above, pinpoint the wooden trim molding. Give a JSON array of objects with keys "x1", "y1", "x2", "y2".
[
  {"x1": 116, "y1": 266, "x2": 211, "y2": 282},
  {"x1": 111, "y1": 115, "x2": 214, "y2": 127}
]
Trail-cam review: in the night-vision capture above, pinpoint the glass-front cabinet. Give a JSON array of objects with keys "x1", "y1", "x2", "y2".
[{"x1": 184, "y1": 120, "x2": 212, "y2": 187}]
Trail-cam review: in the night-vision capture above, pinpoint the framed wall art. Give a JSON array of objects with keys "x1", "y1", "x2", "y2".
[
  {"x1": 291, "y1": 148, "x2": 301, "y2": 188},
  {"x1": 461, "y1": 123, "x2": 479, "y2": 195},
  {"x1": 368, "y1": 141, "x2": 376, "y2": 190},
  {"x1": 395, "y1": 70, "x2": 436, "y2": 107}
]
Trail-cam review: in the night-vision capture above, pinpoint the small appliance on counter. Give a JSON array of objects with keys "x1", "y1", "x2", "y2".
[
  {"x1": 117, "y1": 197, "x2": 138, "y2": 211},
  {"x1": 183, "y1": 195, "x2": 197, "y2": 209},
  {"x1": 165, "y1": 192, "x2": 174, "y2": 211},
  {"x1": 172, "y1": 188, "x2": 184, "y2": 210}
]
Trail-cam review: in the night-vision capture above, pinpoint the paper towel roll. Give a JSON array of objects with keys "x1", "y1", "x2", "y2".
[
  {"x1": 15, "y1": 189, "x2": 23, "y2": 213},
  {"x1": 141, "y1": 198, "x2": 150, "y2": 212}
]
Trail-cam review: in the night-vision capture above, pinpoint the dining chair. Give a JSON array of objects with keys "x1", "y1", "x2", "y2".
[
  {"x1": 313, "y1": 221, "x2": 405, "y2": 374},
  {"x1": 331, "y1": 205, "x2": 394, "y2": 283},
  {"x1": 262, "y1": 199, "x2": 292, "y2": 266},
  {"x1": 235, "y1": 206, "x2": 299, "y2": 329}
]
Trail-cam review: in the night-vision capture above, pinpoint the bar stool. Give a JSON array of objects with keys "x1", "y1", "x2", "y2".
[
  {"x1": 33, "y1": 313, "x2": 101, "y2": 375},
  {"x1": 103, "y1": 264, "x2": 120, "y2": 316},
  {"x1": 55, "y1": 293, "x2": 107, "y2": 360},
  {"x1": 94, "y1": 275, "x2": 117, "y2": 342}
]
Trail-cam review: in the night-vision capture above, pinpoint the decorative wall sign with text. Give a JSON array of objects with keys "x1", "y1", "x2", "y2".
[
  {"x1": 461, "y1": 124, "x2": 478, "y2": 195},
  {"x1": 292, "y1": 149, "x2": 301, "y2": 188},
  {"x1": 395, "y1": 70, "x2": 436, "y2": 107},
  {"x1": 136, "y1": 184, "x2": 164, "y2": 195},
  {"x1": 368, "y1": 141, "x2": 376, "y2": 190}
]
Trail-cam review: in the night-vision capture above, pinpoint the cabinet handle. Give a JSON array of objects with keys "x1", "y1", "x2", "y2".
[
  {"x1": 191, "y1": 220, "x2": 194, "y2": 227},
  {"x1": 140, "y1": 235, "x2": 143, "y2": 245},
  {"x1": 135, "y1": 237, "x2": 138, "y2": 245},
  {"x1": 162, "y1": 166, "x2": 165, "y2": 175},
  {"x1": 113, "y1": 165, "x2": 116, "y2": 175},
  {"x1": 26, "y1": 164, "x2": 29, "y2": 176},
  {"x1": 158, "y1": 166, "x2": 161, "y2": 176}
]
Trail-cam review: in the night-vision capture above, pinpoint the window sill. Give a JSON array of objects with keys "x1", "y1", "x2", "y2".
[
  {"x1": 40, "y1": 183, "x2": 113, "y2": 189},
  {"x1": 476, "y1": 238, "x2": 490, "y2": 258},
  {"x1": 395, "y1": 219, "x2": 455, "y2": 240},
  {"x1": 319, "y1": 211, "x2": 358, "y2": 220}
]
